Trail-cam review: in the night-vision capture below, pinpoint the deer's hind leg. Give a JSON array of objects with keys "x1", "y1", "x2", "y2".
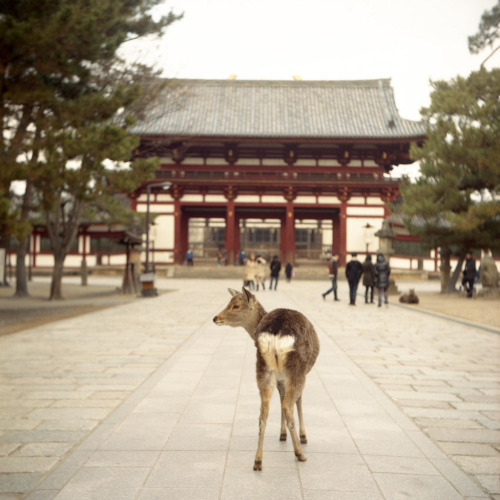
[
  {"x1": 277, "y1": 380, "x2": 287, "y2": 441},
  {"x1": 296, "y1": 393, "x2": 307, "y2": 444},
  {"x1": 254, "y1": 368, "x2": 275, "y2": 471},
  {"x1": 283, "y1": 379, "x2": 307, "y2": 462}
]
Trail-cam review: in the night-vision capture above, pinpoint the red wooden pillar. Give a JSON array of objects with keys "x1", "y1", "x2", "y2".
[
  {"x1": 225, "y1": 201, "x2": 236, "y2": 265},
  {"x1": 180, "y1": 214, "x2": 189, "y2": 263},
  {"x1": 171, "y1": 185, "x2": 184, "y2": 265},
  {"x1": 224, "y1": 187, "x2": 238, "y2": 265},
  {"x1": 173, "y1": 200, "x2": 182, "y2": 264},
  {"x1": 283, "y1": 187, "x2": 297, "y2": 264},
  {"x1": 339, "y1": 203, "x2": 347, "y2": 266},
  {"x1": 235, "y1": 216, "x2": 241, "y2": 263},
  {"x1": 332, "y1": 213, "x2": 340, "y2": 256},
  {"x1": 337, "y1": 187, "x2": 350, "y2": 267}
]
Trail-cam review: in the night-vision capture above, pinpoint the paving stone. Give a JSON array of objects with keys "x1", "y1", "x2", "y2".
[
  {"x1": 84, "y1": 450, "x2": 159, "y2": 467},
  {"x1": 476, "y1": 474, "x2": 500, "y2": 495},
  {"x1": 0, "y1": 473, "x2": 43, "y2": 494},
  {"x1": 0, "y1": 430, "x2": 86, "y2": 443},
  {"x1": 53, "y1": 466, "x2": 149, "y2": 500},
  {"x1": 364, "y1": 454, "x2": 440, "y2": 475},
  {"x1": 374, "y1": 472, "x2": 463, "y2": 499},
  {"x1": 28, "y1": 408, "x2": 110, "y2": 420},
  {"x1": 138, "y1": 488, "x2": 221, "y2": 500},
  {"x1": 1, "y1": 278, "x2": 499, "y2": 498},
  {"x1": 452, "y1": 455, "x2": 500, "y2": 475},
  {"x1": 222, "y1": 467, "x2": 302, "y2": 500},
  {"x1": 303, "y1": 492, "x2": 384, "y2": 500},
  {"x1": 298, "y1": 453, "x2": 378, "y2": 493},
  {"x1": 415, "y1": 417, "x2": 484, "y2": 429},
  {"x1": 426, "y1": 427, "x2": 500, "y2": 443},
  {"x1": 147, "y1": 450, "x2": 226, "y2": 488},
  {"x1": 14, "y1": 443, "x2": 73, "y2": 457},
  {"x1": 0, "y1": 456, "x2": 60, "y2": 473},
  {"x1": 439, "y1": 442, "x2": 498, "y2": 456}
]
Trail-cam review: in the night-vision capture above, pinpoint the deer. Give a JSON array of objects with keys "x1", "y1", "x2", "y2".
[{"x1": 213, "y1": 287, "x2": 320, "y2": 471}]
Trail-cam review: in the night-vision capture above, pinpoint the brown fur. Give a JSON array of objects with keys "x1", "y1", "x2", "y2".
[
  {"x1": 399, "y1": 289, "x2": 419, "y2": 304},
  {"x1": 213, "y1": 288, "x2": 320, "y2": 470}
]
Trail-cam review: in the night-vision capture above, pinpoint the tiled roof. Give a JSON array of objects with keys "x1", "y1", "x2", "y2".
[{"x1": 132, "y1": 79, "x2": 426, "y2": 140}]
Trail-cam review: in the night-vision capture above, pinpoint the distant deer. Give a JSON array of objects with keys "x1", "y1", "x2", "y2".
[{"x1": 213, "y1": 288, "x2": 320, "y2": 470}]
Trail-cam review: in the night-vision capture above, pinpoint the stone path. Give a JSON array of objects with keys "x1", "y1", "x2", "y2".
[{"x1": 0, "y1": 278, "x2": 498, "y2": 499}]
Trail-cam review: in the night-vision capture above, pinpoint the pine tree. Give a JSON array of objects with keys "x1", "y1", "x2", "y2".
[
  {"x1": 400, "y1": 69, "x2": 500, "y2": 291},
  {"x1": 0, "y1": 0, "x2": 182, "y2": 298}
]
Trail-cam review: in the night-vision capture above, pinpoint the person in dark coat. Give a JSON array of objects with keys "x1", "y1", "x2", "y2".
[
  {"x1": 269, "y1": 255, "x2": 281, "y2": 290},
  {"x1": 322, "y1": 253, "x2": 340, "y2": 301},
  {"x1": 362, "y1": 254, "x2": 375, "y2": 304},
  {"x1": 374, "y1": 253, "x2": 391, "y2": 307},
  {"x1": 462, "y1": 251, "x2": 476, "y2": 298},
  {"x1": 285, "y1": 262, "x2": 293, "y2": 282},
  {"x1": 345, "y1": 253, "x2": 363, "y2": 305}
]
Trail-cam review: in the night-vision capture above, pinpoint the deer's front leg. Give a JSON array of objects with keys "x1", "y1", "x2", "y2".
[{"x1": 254, "y1": 368, "x2": 275, "y2": 471}]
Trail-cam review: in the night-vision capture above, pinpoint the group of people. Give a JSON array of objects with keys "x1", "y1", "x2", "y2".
[
  {"x1": 243, "y1": 253, "x2": 293, "y2": 291},
  {"x1": 322, "y1": 252, "x2": 391, "y2": 307}
]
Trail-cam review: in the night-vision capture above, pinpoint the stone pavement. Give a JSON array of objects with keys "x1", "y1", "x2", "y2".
[{"x1": 0, "y1": 277, "x2": 499, "y2": 499}]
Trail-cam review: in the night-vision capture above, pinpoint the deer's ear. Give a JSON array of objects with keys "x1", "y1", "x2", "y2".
[
  {"x1": 228, "y1": 288, "x2": 239, "y2": 297},
  {"x1": 242, "y1": 287, "x2": 255, "y2": 303}
]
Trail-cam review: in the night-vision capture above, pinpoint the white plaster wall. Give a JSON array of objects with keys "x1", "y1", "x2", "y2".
[
  {"x1": 317, "y1": 196, "x2": 340, "y2": 205},
  {"x1": 204, "y1": 195, "x2": 227, "y2": 202},
  {"x1": 347, "y1": 197, "x2": 366, "y2": 205},
  {"x1": 295, "y1": 196, "x2": 317, "y2": 204},
  {"x1": 153, "y1": 251, "x2": 174, "y2": 263},
  {"x1": 346, "y1": 217, "x2": 384, "y2": 254},
  {"x1": 346, "y1": 206, "x2": 385, "y2": 216},
  {"x1": 181, "y1": 194, "x2": 204, "y2": 202},
  {"x1": 261, "y1": 195, "x2": 286, "y2": 203},
  {"x1": 152, "y1": 215, "x2": 174, "y2": 249},
  {"x1": 236, "y1": 195, "x2": 260, "y2": 203}
]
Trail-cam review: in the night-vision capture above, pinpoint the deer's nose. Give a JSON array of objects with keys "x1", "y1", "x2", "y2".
[{"x1": 213, "y1": 316, "x2": 218, "y2": 323}]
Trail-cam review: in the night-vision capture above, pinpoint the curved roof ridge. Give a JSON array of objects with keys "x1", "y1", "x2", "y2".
[{"x1": 132, "y1": 78, "x2": 425, "y2": 140}]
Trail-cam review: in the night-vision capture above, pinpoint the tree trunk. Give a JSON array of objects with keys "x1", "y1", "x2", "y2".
[
  {"x1": 14, "y1": 179, "x2": 35, "y2": 297},
  {"x1": 14, "y1": 237, "x2": 29, "y2": 297},
  {"x1": 445, "y1": 254, "x2": 465, "y2": 294},
  {"x1": 439, "y1": 247, "x2": 452, "y2": 294},
  {"x1": 50, "y1": 253, "x2": 66, "y2": 300}
]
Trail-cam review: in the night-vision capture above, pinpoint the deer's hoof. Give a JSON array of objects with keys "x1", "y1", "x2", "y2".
[
  {"x1": 295, "y1": 453, "x2": 307, "y2": 462},
  {"x1": 253, "y1": 460, "x2": 262, "y2": 471},
  {"x1": 300, "y1": 434, "x2": 307, "y2": 444},
  {"x1": 280, "y1": 433, "x2": 287, "y2": 441}
]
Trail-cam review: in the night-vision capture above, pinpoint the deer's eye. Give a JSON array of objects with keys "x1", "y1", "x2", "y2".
[{"x1": 233, "y1": 305, "x2": 239, "y2": 309}]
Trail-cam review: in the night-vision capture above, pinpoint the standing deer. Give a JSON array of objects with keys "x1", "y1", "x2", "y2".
[{"x1": 213, "y1": 288, "x2": 320, "y2": 470}]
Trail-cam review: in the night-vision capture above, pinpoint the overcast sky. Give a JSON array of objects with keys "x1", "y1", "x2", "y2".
[{"x1": 123, "y1": 0, "x2": 498, "y2": 122}]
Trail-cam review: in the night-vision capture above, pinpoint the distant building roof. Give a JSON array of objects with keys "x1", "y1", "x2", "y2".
[{"x1": 132, "y1": 78, "x2": 425, "y2": 141}]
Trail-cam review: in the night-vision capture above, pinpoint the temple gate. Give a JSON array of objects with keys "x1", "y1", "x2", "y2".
[{"x1": 131, "y1": 79, "x2": 425, "y2": 266}]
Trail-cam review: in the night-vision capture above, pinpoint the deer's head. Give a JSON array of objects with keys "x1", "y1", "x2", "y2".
[{"x1": 213, "y1": 288, "x2": 260, "y2": 332}]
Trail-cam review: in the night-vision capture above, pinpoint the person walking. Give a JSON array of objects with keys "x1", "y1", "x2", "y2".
[
  {"x1": 345, "y1": 253, "x2": 363, "y2": 305},
  {"x1": 285, "y1": 262, "x2": 293, "y2": 282},
  {"x1": 462, "y1": 251, "x2": 476, "y2": 298},
  {"x1": 269, "y1": 255, "x2": 281, "y2": 290},
  {"x1": 374, "y1": 252, "x2": 391, "y2": 307},
  {"x1": 186, "y1": 249, "x2": 194, "y2": 266},
  {"x1": 322, "y1": 253, "x2": 340, "y2": 301},
  {"x1": 255, "y1": 255, "x2": 267, "y2": 291},
  {"x1": 244, "y1": 253, "x2": 257, "y2": 290},
  {"x1": 362, "y1": 254, "x2": 375, "y2": 304}
]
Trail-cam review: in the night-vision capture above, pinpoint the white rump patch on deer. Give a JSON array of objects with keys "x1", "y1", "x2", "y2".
[{"x1": 258, "y1": 333, "x2": 295, "y2": 374}]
